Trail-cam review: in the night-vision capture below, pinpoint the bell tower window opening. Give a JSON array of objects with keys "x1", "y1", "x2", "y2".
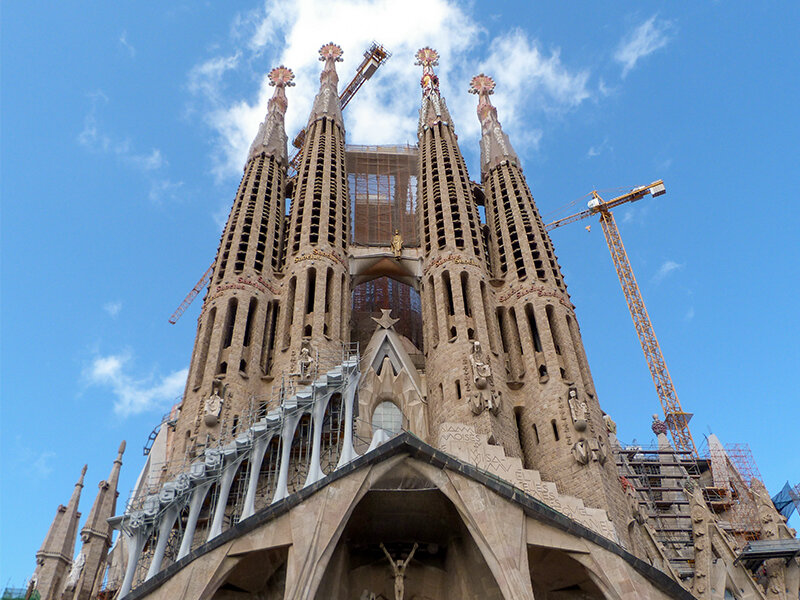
[{"x1": 222, "y1": 298, "x2": 238, "y2": 349}]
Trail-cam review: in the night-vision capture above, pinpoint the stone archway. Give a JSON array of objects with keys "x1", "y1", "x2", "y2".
[{"x1": 314, "y1": 476, "x2": 504, "y2": 600}]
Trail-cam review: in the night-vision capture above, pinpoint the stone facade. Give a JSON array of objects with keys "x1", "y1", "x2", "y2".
[{"x1": 30, "y1": 44, "x2": 799, "y2": 600}]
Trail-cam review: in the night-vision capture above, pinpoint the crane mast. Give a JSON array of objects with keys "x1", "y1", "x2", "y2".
[{"x1": 547, "y1": 181, "x2": 698, "y2": 456}]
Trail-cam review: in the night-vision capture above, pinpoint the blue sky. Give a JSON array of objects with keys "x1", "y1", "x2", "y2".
[{"x1": 2, "y1": 0, "x2": 798, "y2": 584}]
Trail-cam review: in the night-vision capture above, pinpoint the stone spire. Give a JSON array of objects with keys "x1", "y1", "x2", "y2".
[
  {"x1": 308, "y1": 42, "x2": 343, "y2": 127},
  {"x1": 69, "y1": 442, "x2": 125, "y2": 600},
  {"x1": 469, "y1": 74, "x2": 519, "y2": 175},
  {"x1": 415, "y1": 47, "x2": 453, "y2": 135},
  {"x1": 248, "y1": 66, "x2": 295, "y2": 165},
  {"x1": 33, "y1": 465, "x2": 86, "y2": 600}
]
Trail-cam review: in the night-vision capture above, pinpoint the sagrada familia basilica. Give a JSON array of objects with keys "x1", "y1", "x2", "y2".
[{"x1": 27, "y1": 44, "x2": 799, "y2": 600}]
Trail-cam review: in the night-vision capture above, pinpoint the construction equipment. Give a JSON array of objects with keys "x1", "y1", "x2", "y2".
[
  {"x1": 170, "y1": 43, "x2": 390, "y2": 325},
  {"x1": 288, "y1": 41, "x2": 391, "y2": 173},
  {"x1": 546, "y1": 181, "x2": 698, "y2": 456},
  {"x1": 168, "y1": 263, "x2": 213, "y2": 324}
]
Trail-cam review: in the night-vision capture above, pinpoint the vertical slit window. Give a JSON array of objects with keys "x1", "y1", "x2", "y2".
[
  {"x1": 442, "y1": 272, "x2": 455, "y2": 316},
  {"x1": 222, "y1": 298, "x2": 238, "y2": 349},
  {"x1": 525, "y1": 304, "x2": 543, "y2": 352},
  {"x1": 305, "y1": 268, "x2": 316, "y2": 314},
  {"x1": 460, "y1": 272, "x2": 471, "y2": 317},
  {"x1": 243, "y1": 297, "x2": 257, "y2": 346},
  {"x1": 193, "y1": 307, "x2": 216, "y2": 388},
  {"x1": 283, "y1": 277, "x2": 296, "y2": 349}
]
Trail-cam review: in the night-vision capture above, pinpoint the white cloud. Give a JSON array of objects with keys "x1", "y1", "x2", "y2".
[
  {"x1": 119, "y1": 31, "x2": 136, "y2": 57},
  {"x1": 615, "y1": 16, "x2": 673, "y2": 78},
  {"x1": 653, "y1": 259, "x2": 683, "y2": 283},
  {"x1": 85, "y1": 352, "x2": 188, "y2": 417},
  {"x1": 103, "y1": 301, "x2": 123, "y2": 318},
  {"x1": 188, "y1": 0, "x2": 594, "y2": 179},
  {"x1": 684, "y1": 306, "x2": 695, "y2": 321}
]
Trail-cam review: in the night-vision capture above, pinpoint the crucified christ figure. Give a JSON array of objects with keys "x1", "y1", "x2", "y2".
[{"x1": 380, "y1": 542, "x2": 418, "y2": 600}]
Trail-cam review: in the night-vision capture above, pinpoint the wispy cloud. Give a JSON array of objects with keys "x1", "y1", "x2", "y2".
[
  {"x1": 119, "y1": 31, "x2": 136, "y2": 57},
  {"x1": 78, "y1": 92, "x2": 184, "y2": 202},
  {"x1": 684, "y1": 306, "x2": 695, "y2": 321},
  {"x1": 84, "y1": 352, "x2": 187, "y2": 417},
  {"x1": 653, "y1": 259, "x2": 683, "y2": 283},
  {"x1": 103, "y1": 301, "x2": 123, "y2": 318},
  {"x1": 587, "y1": 137, "x2": 612, "y2": 158},
  {"x1": 187, "y1": 0, "x2": 595, "y2": 179},
  {"x1": 615, "y1": 16, "x2": 673, "y2": 78}
]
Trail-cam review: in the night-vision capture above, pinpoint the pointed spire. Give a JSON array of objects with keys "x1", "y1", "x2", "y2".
[
  {"x1": 469, "y1": 73, "x2": 519, "y2": 174},
  {"x1": 33, "y1": 465, "x2": 86, "y2": 599},
  {"x1": 71, "y1": 443, "x2": 125, "y2": 600},
  {"x1": 416, "y1": 47, "x2": 453, "y2": 135},
  {"x1": 308, "y1": 42, "x2": 344, "y2": 127},
  {"x1": 80, "y1": 441, "x2": 124, "y2": 541},
  {"x1": 248, "y1": 65, "x2": 295, "y2": 165}
]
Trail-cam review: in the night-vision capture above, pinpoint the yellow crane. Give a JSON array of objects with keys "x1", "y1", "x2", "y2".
[
  {"x1": 170, "y1": 42, "x2": 391, "y2": 325},
  {"x1": 546, "y1": 180, "x2": 698, "y2": 456}
]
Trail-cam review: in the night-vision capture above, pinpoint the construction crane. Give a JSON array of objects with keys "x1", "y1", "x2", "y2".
[
  {"x1": 546, "y1": 180, "x2": 698, "y2": 456},
  {"x1": 169, "y1": 263, "x2": 214, "y2": 324},
  {"x1": 170, "y1": 42, "x2": 390, "y2": 325},
  {"x1": 288, "y1": 41, "x2": 391, "y2": 173}
]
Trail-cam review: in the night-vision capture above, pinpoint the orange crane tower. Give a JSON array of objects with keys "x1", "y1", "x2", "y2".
[
  {"x1": 169, "y1": 42, "x2": 391, "y2": 325},
  {"x1": 546, "y1": 180, "x2": 698, "y2": 456}
]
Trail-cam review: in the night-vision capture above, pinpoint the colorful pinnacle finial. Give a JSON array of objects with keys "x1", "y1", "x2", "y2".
[
  {"x1": 415, "y1": 47, "x2": 439, "y2": 67},
  {"x1": 319, "y1": 42, "x2": 344, "y2": 63},
  {"x1": 416, "y1": 47, "x2": 440, "y2": 95},
  {"x1": 469, "y1": 73, "x2": 495, "y2": 96},
  {"x1": 268, "y1": 65, "x2": 295, "y2": 87}
]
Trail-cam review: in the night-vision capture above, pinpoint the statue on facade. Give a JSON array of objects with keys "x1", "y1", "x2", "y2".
[
  {"x1": 380, "y1": 542, "x2": 418, "y2": 600},
  {"x1": 297, "y1": 347, "x2": 314, "y2": 382},
  {"x1": 391, "y1": 229, "x2": 404, "y2": 258},
  {"x1": 468, "y1": 342, "x2": 501, "y2": 415},
  {"x1": 567, "y1": 388, "x2": 588, "y2": 432},
  {"x1": 204, "y1": 378, "x2": 225, "y2": 427}
]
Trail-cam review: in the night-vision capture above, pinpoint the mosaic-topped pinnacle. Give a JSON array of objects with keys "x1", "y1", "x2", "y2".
[
  {"x1": 247, "y1": 65, "x2": 292, "y2": 164},
  {"x1": 416, "y1": 47, "x2": 440, "y2": 96},
  {"x1": 415, "y1": 47, "x2": 439, "y2": 67},
  {"x1": 651, "y1": 414, "x2": 668, "y2": 436},
  {"x1": 471, "y1": 73, "x2": 519, "y2": 174},
  {"x1": 268, "y1": 65, "x2": 296, "y2": 88},
  {"x1": 319, "y1": 42, "x2": 344, "y2": 63},
  {"x1": 469, "y1": 73, "x2": 495, "y2": 96}
]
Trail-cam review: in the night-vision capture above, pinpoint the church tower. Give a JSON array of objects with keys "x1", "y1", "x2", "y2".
[
  {"x1": 272, "y1": 43, "x2": 351, "y2": 381},
  {"x1": 33, "y1": 465, "x2": 85, "y2": 600},
  {"x1": 470, "y1": 73, "x2": 628, "y2": 533},
  {"x1": 415, "y1": 49, "x2": 519, "y2": 455},
  {"x1": 177, "y1": 66, "x2": 294, "y2": 456}
]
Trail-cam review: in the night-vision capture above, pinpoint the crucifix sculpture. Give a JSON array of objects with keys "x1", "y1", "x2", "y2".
[{"x1": 380, "y1": 542, "x2": 418, "y2": 600}]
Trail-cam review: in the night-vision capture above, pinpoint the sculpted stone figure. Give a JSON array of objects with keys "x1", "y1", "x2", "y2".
[
  {"x1": 297, "y1": 347, "x2": 314, "y2": 382},
  {"x1": 468, "y1": 342, "x2": 501, "y2": 415},
  {"x1": 567, "y1": 388, "x2": 588, "y2": 431},
  {"x1": 380, "y1": 542, "x2": 418, "y2": 600},
  {"x1": 203, "y1": 381, "x2": 224, "y2": 427},
  {"x1": 391, "y1": 229, "x2": 404, "y2": 258}
]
